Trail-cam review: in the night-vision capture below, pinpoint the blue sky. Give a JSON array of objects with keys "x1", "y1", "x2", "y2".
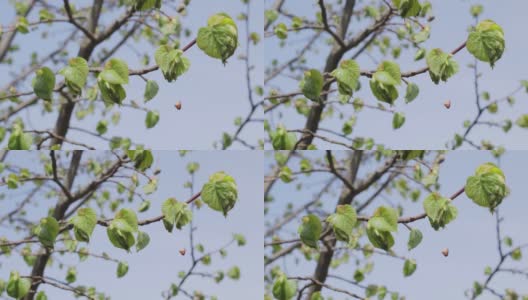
[
  {"x1": 265, "y1": 151, "x2": 528, "y2": 299},
  {"x1": 0, "y1": 151, "x2": 263, "y2": 299},
  {"x1": 0, "y1": 0, "x2": 263, "y2": 149},
  {"x1": 265, "y1": 0, "x2": 528, "y2": 149}
]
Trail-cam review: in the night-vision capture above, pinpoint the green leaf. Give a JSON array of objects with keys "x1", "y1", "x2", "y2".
[
  {"x1": 274, "y1": 23, "x2": 288, "y2": 39},
  {"x1": 96, "y1": 120, "x2": 108, "y2": 135},
  {"x1": 131, "y1": 0, "x2": 161, "y2": 10},
  {"x1": 7, "y1": 271, "x2": 30, "y2": 299},
  {"x1": 311, "y1": 292, "x2": 324, "y2": 300},
  {"x1": 369, "y1": 61, "x2": 402, "y2": 104},
  {"x1": 331, "y1": 60, "x2": 360, "y2": 97},
  {"x1": 396, "y1": 0, "x2": 422, "y2": 18},
  {"x1": 326, "y1": 204, "x2": 357, "y2": 243},
  {"x1": 32, "y1": 67, "x2": 55, "y2": 101},
  {"x1": 407, "y1": 228, "x2": 423, "y2": 251},
  {"x1": 201, "y1": 172, "x2": 238, "y2": 216},
  {"x1": 65, "y1": 267, "x2": 76, "y2": 283},
  {"x1": 298, "y1": 214, "x2": 322, "y2": 249},
  {"x1": 404, "y1": 82, "x2": 419, "y2": 103},
  {"x1": 426, "y1": 48, "x2": 459, "y2": 84},
  {"x1": 392, "y1": 112, "x2": 405, "y2": 129},
  {"x1": 130, "y1": 150, "x2": 154, "y2": 171},
  {"x1": 403, "y1": 259, "x2": 417, "y2": 277},
  {"x1": 162, "y1": 198, "x2": 192, "y2": 232},
  {"x1": 378, "y1": 61, "x2": 402, "y2": 85},
  {"x1": 145, "y1": 110, "x2": 160, "y2": 129},
  {"x1": 366, "y1": 206, "x2": 398, "y2": 250},
  {"x1": 107, "y1": 209, "x2": 138, "y2": 251},
  {"x1": 98, "y1": 79, "x2": 126, "y2": 105},
  {"x1": 117, "y1": 261, "x2": 129, "y2": 278},
  {"x1": 36, "y1": 217, "x2": 59, "y2": 248},
  {"x1": 101, "y1": 58, "x2": 129, "y2": 84},
  {"x1": 136, "y1": 231, "x2": 150, "y2": 252},
  {"x1": 272, "y1": 274, "x2": 297, "y2": 300},
  {"x1": 71, "y1": 207, "x2": 97, "y2": 242},
  {"x1": 515, "y1": 114, "x2": 528, "y2": 128},
  {"x1": 8, "y1": 128, "x2": 33, "y2": 150},
  {"x1": 511, "y1": 248, "x2": 522, "y2": 261},
  {"x1": 144, "y1": 80, "x2": 159, "y2": 102},
  {"x1": 270, "y1": 125, "x2": 297, "y2": 150},
  {"x1": 59, "y1": 57, "x2": 88, "y2": 95},
  {"x1": 138, "y1": 201, "x2": 151, "y2": 212},
  {"x1": 227, "y1": 266, "x2": 240, "y2": 280},
  {"x1": 423, "y1": 192, "x2": 458, "y2": 230},
  {"x1": 300, "y1": 69, "x2": 324, "y2": 102},
  {"x1": 197, "y1": 13, "x2": 238, "y2": 64},
  {"x1": 154, "y1": 46, "x2": 190, "y2": 82},
  {"x1": 467, "y1": 20, "x2": 505, "y2": 68},
  {"x1": 465, "y1": 163, "x2": 508, "y2": 211},
  {"x1": 35, "y1": 291, "x2": 47, "y2": 300}
]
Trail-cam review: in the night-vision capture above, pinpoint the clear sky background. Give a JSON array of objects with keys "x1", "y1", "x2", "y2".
[
  {"x1": 265, "y1": 0, "x2": 528, "y2": 149},
  {"x1": 0, "y1": 0, "x2": 263, "y2": 150},
  {"x1": 265, "y1": 151, "x2": 528, "y2": 299},
  {"x1": 0, "y1": 151, "x2": 263, "y2": 299}
]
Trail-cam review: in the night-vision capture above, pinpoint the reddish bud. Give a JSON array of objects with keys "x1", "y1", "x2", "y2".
[
  {"x1": 175, "y1": 101, "x2": 182, "y2": 110},
  {"x1": 179, "y1": 248, "x2": 186, "y2": 256},
  {"x1": 444, "y1": 100, "x2": 451, "y2": 109},
  {"x1": 441, "y1": 248, "x2": 449, "y2": 257}
]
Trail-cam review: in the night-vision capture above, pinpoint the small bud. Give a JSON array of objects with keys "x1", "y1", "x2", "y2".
[
  {"x1": 441, "y1": 248, "x2": 449, "y2": 257},
  {"x1": 179, "y1": 248, "x2": 186, "y2": 256},
  {"x1": 444, "y1": 100, "x2": 451, "y2": 109},
  {"x1": 175, "y1": 101, "x2": 182, "y2": 110}
]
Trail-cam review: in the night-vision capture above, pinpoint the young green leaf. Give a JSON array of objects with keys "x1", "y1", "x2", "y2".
[
  {"x1": 298, "y1": 214, "x2": 322, "y2": 249},
  {"x1": 423, "y1": 192, "x2": 458, "y2": 230},
  {"x1": 35, "y1": 291, "x2": 47, "y2": 300},
  {"x1": 392, "y1": 112, "x2": 406, "y2": 129},
  {"x1": 154, "y1": 46, "x2": 190, "y2": 82},
  {"x1": 407, "y1": 228, "x2": 423, "y2": 251},
  {"x1": 466, "y1": 20, "x2": 505, "y2": 68},
  {"x1": 426, "y1": 48, "x2": 459, "y2": 84},
  {"x1": 32, "y1": 67, "x2": 55, "y2": 101},
  {"x1": 465, "y1": 162, "x2": 508, "y2": 211},
  {"x1": 138, "y1": 201, "x2": 151, "y2": 213},
  {"x1": 274, "y1": 23, "x2": 288, "y2": 39},
  {"x1": 403, "y1": 259, "x2": 417, "y2": 277},
  {"x1": 404, "y1": 82, "x2": 419, "y2": 103},
  {"x1": 270, "y1": 125, "x2": 297, "y2": 150},
  {"x1": 100, "y1": 58, "x2": 129, "y2": 85},
  {"x1": 129, "y1": 150, "x2": 154, "y2": 171},
  {"x1": 326, "y1": 204, "x2": 357, "y2": 243},
  {"x1": 300, "y1": 69, "x2": 324, "y2": 102},
  {"x1": 395, "y1": 0, "x2": 422, "y2": 18},
  {"x1": 331, "y1": 60, "x2": 360, "y2": 97},
  {"x1": 162, "y1": 198, "x2": 193, "y2": 232},
  {"x1": 59, "y1": 57, "x2": 88, "y2": 95},
  {"x1": 201, "y1": 172, "x2": 238, "y2": 216},
  {"x1": 145, "y1": 110, "x2": 160, "y2": 129},
  {"x1": 366, "y1": 206, "x2": 398, "y2": 250},
  {"x1": 8, "y1": 126, "x2": 33, "y2": 150},
  {"x1": 66, "y1": 267, "x2": 76, "y2": 283},
  {"x1": 515, "y1": 114, "x2": 528, "y2": 128},
  {"x1": 71, "y1": 207, "x2": 97, "y2": 242},
  {"x1": 272, "y1": 274, "x2": 297, "y2": 300},
  {"x1": 197, "y1": 13, "x2": 238, "y2": 64},
  {"x1": 143, "y1": 80, "x2": 159, "y2": 102},
  {"x1": 136, "y1": 231, "x2": 150, "y2": 252},
  {"x1": 227, "y1": 266, "x2": 240, "y2": 280},
  {"x1": 106, "y1": 209, "x2": 138, "y2": 251},
  {"x1": 7, "y1": 271, "x2": 30, "y2": 299},
  {"x1": 117, "y1": 261, "x2": 129, "y2": 278},
  {"x1": 36, "y1": 216, "x2": 59, "y2": 248}
]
